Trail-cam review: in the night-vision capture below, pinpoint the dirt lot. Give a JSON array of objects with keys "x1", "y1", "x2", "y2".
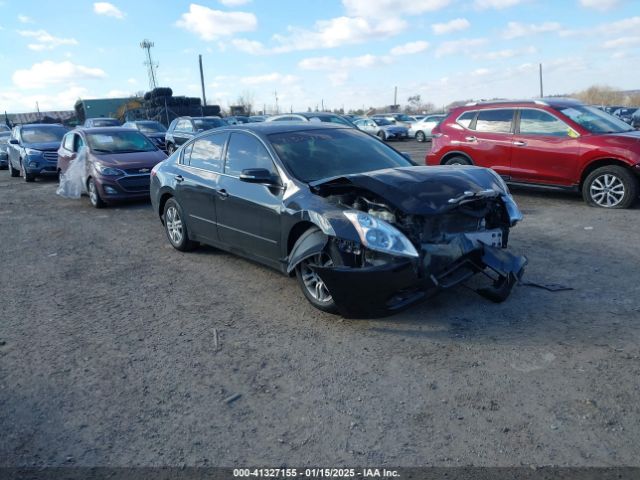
[{"x1": 1, "y1": 141, "x2": 639, "y2": 468}]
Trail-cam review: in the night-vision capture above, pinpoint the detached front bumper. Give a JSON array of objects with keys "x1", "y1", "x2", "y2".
[{"x1": 315, "y1": 242, "x2": 527, "y2": 317}]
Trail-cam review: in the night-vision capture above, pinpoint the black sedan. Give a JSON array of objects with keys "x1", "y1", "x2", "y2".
[{"x1": 150, "y1": 123, "x2": 526, "y2": 316}]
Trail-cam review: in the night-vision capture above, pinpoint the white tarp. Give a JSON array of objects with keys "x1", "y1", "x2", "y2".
[{"x1": 56, "y1": 148, "x2": 87, "y2": 199}]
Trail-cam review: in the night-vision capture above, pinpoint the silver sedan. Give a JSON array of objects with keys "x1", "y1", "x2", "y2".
[{"x1": 408, "y1": 114, "x2": 446, "y2": 142}]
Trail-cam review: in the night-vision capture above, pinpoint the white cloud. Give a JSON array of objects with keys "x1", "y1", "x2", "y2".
[
  {"x1": 328, "y1": 71, "x2": 349, "y2": 87},
  {"x1": 232, "y1": 16, "x2": 406, "y2": 54},
  {"x1": 343, "y1": 0, "x2": 450, "y2": 18},
  {"x1": 473, "y1": 46, "x2": 536, "y2": 60},
  {"x1": 474, "y1": 0, "x2": 523, "y2": 8},
  {"x1": 503, "y1": 21, "x2": 562, "y2": 39},
  {"x1": 93, "y1": 2, "x2": 125, "y2": 19},
  {"x1": 390, "y1": 41, "x2": 429, "y2": 55},
  {"x1": 432, "y1": 18, "x2": 470, "y2": 35},
  {"x1": 298, "y1": 54, "x2": 392, "y2": 70},
  {"x1": 176, "y1": 4, "x2": 257, "y2": 40},
  {"x1": 219, "y1": 0, "x2": 252, "y2": 5},
  {"x1": 12, "y1": 61, "x2": 106, "y2": 89},
  {"x1": 127, "y1": 78, "x2": 138, "y2": 85},
  {"x1": 471, "y1": 68, "x2": 491, "y2": 77},
  {"x1": 435, "y1": 38, "x2": 488, "y2": 58},
  {"x1": 0, "y1": 86, "x2": 90, "y2": 112},
  {"x1": 18, "y1": 14, "x2": 34, "y2": 23},
  {"x1": 240, "y1": 73, "x2": 299, "y2": 85},
  {"x1": 579, "y1": 0, "x2": 619, "y2": 11},
  {"x1": 18, "y1": 30, "x2": 78, "y2": 51},
  {"x1": 603, "y1": 36, "x2": 640, "y2": 48}
]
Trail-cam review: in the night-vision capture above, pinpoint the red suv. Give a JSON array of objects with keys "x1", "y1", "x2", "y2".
[{"x1": 427, "y1": 99, "x2": 640, "y2": 208}]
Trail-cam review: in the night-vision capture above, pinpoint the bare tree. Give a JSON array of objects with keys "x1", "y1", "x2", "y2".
[{"x1": 235, "y1": 90, "x2": 255, "y2": 116}]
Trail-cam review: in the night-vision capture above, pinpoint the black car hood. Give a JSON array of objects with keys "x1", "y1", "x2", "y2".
[
  {"x1": 310, "y1": 166, "x2": 508, "y2": 215},
  {"x1": 23, "y1": 142, "x2": 61, "y2": 151}
]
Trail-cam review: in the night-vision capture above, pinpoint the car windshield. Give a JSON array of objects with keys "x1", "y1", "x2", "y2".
[
  {"x1": 21, "y1": 126, "x2": 67, "y2": 143},
  {"x1": 373, "y1": 118, "x2": 392, "y2": 126},
  {"x1": 136, "y1": 121, "x2": 166, "y2": 133},
  {"x1": 268, "y1": 128, "x2": 413, "y2": 183},
  {"x1": 194, "y1": 118, "x2": 226, "y2": 130},
  {"x1": 554, "y1": 105, "x2": 633, "y2": 134},
  {"x1": 91, "y1": 119, "x2": 120, "y2": 127},
  {"x1": 86, "y1": 130, "x2": 156, "y2": 153}
]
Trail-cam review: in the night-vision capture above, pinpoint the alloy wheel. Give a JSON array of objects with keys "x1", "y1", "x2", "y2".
[
  {"x1": 88, "y1": 179, "x2": 98, "y2": 206},
  {"x1": 590, "y1": 173, "x2": 625, "y2": 208},
  {"x1": 299, "y1": 254, "x2": 333, "y2": 303},
  {"x1": 165, "y1": 206, "x2": 184, "y2": 245}
]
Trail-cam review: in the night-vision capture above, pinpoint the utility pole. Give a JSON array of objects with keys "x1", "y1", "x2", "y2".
[
  {"x1": 274, "y1": 91, "x2": 279, "y2": 114},
  {"x1": 321, "y1": 99, "x2": 324, "y2": 111},
  {"x1": 393, "y1": 86, "x2": 398, "y2": 111},
  {"x1": 539, "y1": 63, "x2": 544, "y2": 98},
  {"x1": 199, "y1": 54, "x2": 207, "y2": 107},
  {"x1": 35, "y1": 101, "x2": 40, "y2": 114},
  {"x1": 140, "y1": 39, "x2": 159, "y2": 90}
]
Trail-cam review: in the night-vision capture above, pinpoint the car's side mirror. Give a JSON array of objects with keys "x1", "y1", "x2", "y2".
[
  {"x1": 9, "y1": 139, "x2": 18, "y2": 145},
  {"x1": 239, "y1": 168, "x2": 282, "y2": 187}
]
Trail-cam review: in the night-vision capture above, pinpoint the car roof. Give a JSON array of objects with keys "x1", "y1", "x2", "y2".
[
  {"x1": 195, "y1": 122, "x2": 351, "y2": 137},
  {"x1": 21, "y1": 123, "x2": 65, "y2": 128},
  {"x1": 75, "y1": 127, "x2": 141, "y2": 134},
  {"x1": 463, "y1": 98, "x2": 584, "y2": 109}
]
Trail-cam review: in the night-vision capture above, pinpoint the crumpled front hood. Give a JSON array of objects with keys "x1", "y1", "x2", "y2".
[
  {"x1": 311, "y1": 166, "x2": 508, "y2": 215},
  {"x1": 91, "y1": 149, "x2": 166, "y2": 168},
  {"x1": 23, "y1": 142, "x2": 61, "y2": 151}
]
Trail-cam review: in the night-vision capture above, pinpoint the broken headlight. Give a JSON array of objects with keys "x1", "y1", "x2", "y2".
[{"x1": 344, "y1": 211, "x2": 419, "y2": 258}]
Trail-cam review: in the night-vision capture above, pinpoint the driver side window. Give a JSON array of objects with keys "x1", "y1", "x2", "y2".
[{"x1": 224, "y1": 133, "x2": 276, "y2": 177}]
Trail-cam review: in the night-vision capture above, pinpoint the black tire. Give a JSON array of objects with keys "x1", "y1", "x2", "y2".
[
  {"x1": 582, "y1": 165, "x2": 638, "y2": 209},
  {"x1": 166, "y1": 143, "x2": 176, "y2": 155},
  {"x1": 377, "y1": 130, "x2": 386, "y2": 141},
  {"x1": 21, "y1": 161, "x2": 35, "y2": 182},
  {"x1": 87, "y1": 177, "x2": 106, "y2": 208},
  {"x1": 294, "y1": 230, "x2": 338, "y2": 314},
  {"x1": 9, "y1": 160, "x2": 20, "y2": 177},
  {"x1": 163, "y1": 198, "x2": 197, "y2": 251},
  {"x1": 444, "y1": 156, "x2": 472, "y2": 166},
  {"x1": 415, "y1": 131, "x2": 426, "y2": 142}
]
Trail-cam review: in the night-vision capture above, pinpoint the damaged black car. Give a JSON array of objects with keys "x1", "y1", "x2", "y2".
[{"x1": 150, "y1": 123, "x2": 526, "y2": 316}]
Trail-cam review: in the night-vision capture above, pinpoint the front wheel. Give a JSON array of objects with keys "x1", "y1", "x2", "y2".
[
  {"x1": 163, "y1": 198, "x2": 197, "y2": 251},
  {"x1": 415, "y1": 131, "x2": 426, "y2": 142},
  {"x1": 87, "y1": 177, "x2": 106, "y2": 208},
  {"x1": 582, "y1": 165, "x2": 638, "y2": 209},
  {"x1": 21, "y1": 161, "x2": 35, "y2": 182},
  {"x1": 296, "y1": 252, "x2": 338, "y2": 314},
  {"x1": 167, "y1": 143, "x2": 176, "y2": 155},
  {"x1": 9, "y1": 160, "x2": 20, "y2": 177},
  {"x1": 377, "y1": 131, "x2": 386, "y2": 141}
]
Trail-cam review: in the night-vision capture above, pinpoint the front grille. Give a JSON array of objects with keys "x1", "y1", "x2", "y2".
[
  {"x1": 42, "y1": 151, "x2": 58, "y2": 162},
  {"x1": 117, "y1": 175, "x2": 150, "y2": 192},
  {"x1": 124, "y1": 167, "x2": 152, "y2": 175}
]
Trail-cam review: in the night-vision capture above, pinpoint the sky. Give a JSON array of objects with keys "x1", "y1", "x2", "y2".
[{"x1": 0, "y1": 0, "x2": 639, "y2": 114}]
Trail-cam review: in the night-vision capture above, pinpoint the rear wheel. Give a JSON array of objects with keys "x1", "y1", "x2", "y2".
[
  {"x1": 444, "y1": 156, "x2": 472, "y2": 166},
  {"x1": 163, "y1": 198, "x2": 197, "y2": 251},
  {"x1": 296, "y1": 252, "x2": 338, "y2": 314},
  {"x1": 415, "y1": 131, "x2": 426, "y2": 142},
  {"x1": 582, "y1": 165, "x2": 638, "y2": 209}
]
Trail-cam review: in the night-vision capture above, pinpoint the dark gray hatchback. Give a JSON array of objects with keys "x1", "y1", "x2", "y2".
[{"x1": 150, "y1": 123, "x2": 527, "y2": 316}]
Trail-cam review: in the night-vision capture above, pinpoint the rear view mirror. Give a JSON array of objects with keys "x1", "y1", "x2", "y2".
[
  {"x1": 9, "y1": 139, "x2": 18, "y2": 145},
  {"x1": 239, "y1": 168, "x2": 282, "y2": 187}
]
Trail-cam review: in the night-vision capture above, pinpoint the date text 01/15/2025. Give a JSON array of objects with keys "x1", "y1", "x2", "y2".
[{"x1": 233, "y1": 468, "x2": 400, "y2": 478}]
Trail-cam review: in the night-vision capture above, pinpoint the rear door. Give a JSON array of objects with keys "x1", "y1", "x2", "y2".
[
  {"x1": 466, "y1": 108, "x2": 515, "y2": 177},
  {"x1": 216, "y1": 132, "x2": 283, "y2": 262},
  {"x1": 174, "y1": 132, "x2": 228, "y2": 242},
  {"x1": 511, "y1": 108, "x2": 580, "y2": 185}
]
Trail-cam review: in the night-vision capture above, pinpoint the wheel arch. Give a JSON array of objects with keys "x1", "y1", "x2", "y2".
[
  {"x1": 441, "y1": 151, "x2": 474, "y2": 165},
  {"x1": 158, "y1": 189, "x2": 175, "y2": 222},
  {"x1": 579, "y1": 158, "x2": 635, "y2": 189}
]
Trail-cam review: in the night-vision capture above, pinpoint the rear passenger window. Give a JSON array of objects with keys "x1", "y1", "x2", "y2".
[
  {"x1": 457, "y1": 111, "x2": 476, "y2": 129},
  {"x1": 519, "y1": 109, "x2": 569, "y2": 136},
  {"x1": 187, "y1": 133, "x2": 227, "y2": 172},
  {"x1": 475, "y1": 109, "x2": 514, "y2": 134},
  {"x1": 224, "y1": 133, "x2": 276, "y2": 177}
]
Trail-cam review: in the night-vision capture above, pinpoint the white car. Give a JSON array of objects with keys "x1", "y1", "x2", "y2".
[{"x1": 409, "y1": 114, "x2": 446, "y2": 142}]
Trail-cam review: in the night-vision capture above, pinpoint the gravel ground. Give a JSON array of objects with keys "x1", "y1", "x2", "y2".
[{"x1": 1, "y1": 141, "x2": 639, "y2": 467}]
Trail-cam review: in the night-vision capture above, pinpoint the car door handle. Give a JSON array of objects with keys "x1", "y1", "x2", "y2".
[
  {"x1": 465, "y1": 136, "x2": 477, "y2": 142},
  {"x1": 513, "y1": 140, "x2": 527, "y2": 146},
  {"x1": 216, "y1": 188, "x2": 229, "y2": 199},
  {"x1": 174, "y1": 175, "x2": 184, "y2": 182}
]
